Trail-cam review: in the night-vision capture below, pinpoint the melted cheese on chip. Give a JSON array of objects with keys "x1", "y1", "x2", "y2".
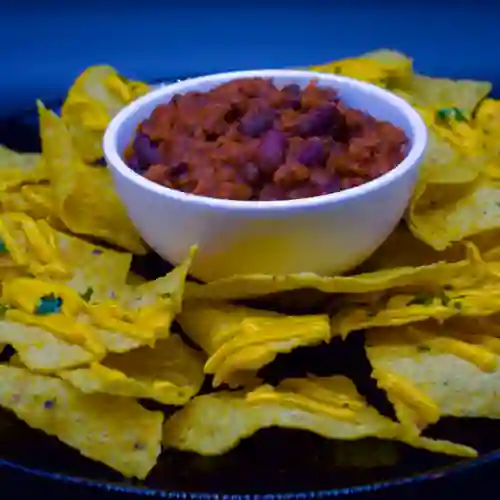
[
  {"x1": 179, "y1": 301, "x2": 330, "y2": 387},
  {"x1": 163, "y1": 375, "x2": 476, "y2": 458}
]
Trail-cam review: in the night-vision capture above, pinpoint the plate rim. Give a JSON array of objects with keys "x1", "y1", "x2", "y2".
[{"x1": 2, "y1": 446, "x2": 500, "y2": 498}]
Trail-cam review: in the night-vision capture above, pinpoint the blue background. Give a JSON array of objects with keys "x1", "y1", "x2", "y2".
[{"x1": 1, "y1": 4, "x2": 500, "y2": 117}]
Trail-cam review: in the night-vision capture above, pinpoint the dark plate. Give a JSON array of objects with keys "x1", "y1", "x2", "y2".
[{"x1": 1, "y1": 77, "x2": 500, "y2": 500}]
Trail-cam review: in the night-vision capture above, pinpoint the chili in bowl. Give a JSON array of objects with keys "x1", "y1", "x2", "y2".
[{"x1": 103, "y1": 70, "x2": 427, "y2": 282}]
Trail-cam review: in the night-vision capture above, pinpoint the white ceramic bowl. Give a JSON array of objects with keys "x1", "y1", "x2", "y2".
[{"x1": 103, "y1": 69, "x2": 427, "y2": 282}]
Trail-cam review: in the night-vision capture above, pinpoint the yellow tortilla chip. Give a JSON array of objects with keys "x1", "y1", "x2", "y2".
[
  {"x1": 365, "y1": 224, "x2": 500, "y2": 272},
  {"x1": 0, "y1": 190, "x2": 33, "y2": 215},
  {"x1": 446, "y1": 314, "x2": 500, "y2": 338},
  {"x1": 366, "y1": 324, "x2": 500, "y2": 437},
  {"x1": 185, "y1": 244, "x2": 485, "y2": 301},
  {"x1": 59, "y1": 334, "x2": 205, "y2": 405},
  {"x1": 0, "y1": 253, "x2": 191, "y2": 359},
  {"x1": 0, "y1": 212, "x2": 132, "y2": 300},
  {"x1": 179, "y1": 302, "x2": 281, "y2": 353},
  {"x1": 475, "y1": 98, "x2": 500, "y2": 136},
  {"x1": 38, "y1": 102, "x2": 146, "y2": 254},
  {"x1": 0, "y1": 212, "x2": 69, "y2": 278},
  {"x1": 406, "y1": 134, "x2": 485, "y2": 248},
  {"x1": 91, "y1": 249, "x2": 194, "y2": 345},
  {"x1": 163, "y1": 375, "x2": 475, "y2": 458},
  {"x1": 61, "y1": 65, "x2": 150, "y2": 164},
  {"x1": 361, "y1": 224, "x2": 466, "y2": 271},
  {"x1": 207, "y1": 315, "x2": 330, "y2": 387},
  {"x1": 401, "y1": 82, "x2": 493, "y2": 252},
  {"x1": 55, "y1": 231, "x2": 132, "y2": 302},
  {"x1": 416, "y1": 131, "x2": 482, "y2": 188},
  {"x1": 0, "y1": 365, "x2": 163, "y2": 478},
  {"x1": 0, "y1": 184, "x2": 62, "y2": 228},
  {"x1": 311, "y1": 51, "x2": 488, "y2": 122},
  {"x1": 20, "y1": 183, "x2": 59, "y2": 220},
  {"x1": 2, "y1": 271, "x2": 182, "y2": 357},
  {"x1": 484, "y1": 245, "x2": 500, "y2": 262},
  {"x1": 475, "y1": 98, "x2": 500, "y2": 160},
  {"x1": 126, "y1": 271, "x2": 146, "y2": 286},
  {"x1": 431, "y1": 118, "x2": 484, "y2": 156},
  {"x1": 330, "y1": 277, "x2": 500, "y2": 338},
  {"x1": 178, "y1": 301, "x2": 330, "y2": 387},
  {"x1": 0, "y1": 145, "x2": 47, "y2": 191},
  {"x1": 6, "y1": 318, "x2": 160, "y2": 361},
  {"x1": 468, "y1": 230, "x2": 500, "y2": 262},
  {"x1": 310, "y1": 49, "x2": 413, "y2": 89},
  {"x1": 0, "y1": 277, "x2": 180, "y2": 356},
  {"x1": 89, "y1": 327, "x2": 149, "y2": 353},
  {"x1": 409, "y1": 177, "x2": 500, "y2": 250},
  {"x1": 222, "y1": 371, "x2": 264, "y2": 391},
  {"x1": 0, "y1": 320, "x2": 97, "y2": 371},
  {"x1": 129, "y1": 246, "x2": 195, "y2": 311},
  {"x1": 406, "y1": 75, "x2": 491, "y2": 117}
]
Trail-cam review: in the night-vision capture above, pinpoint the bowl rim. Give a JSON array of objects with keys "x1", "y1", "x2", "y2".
[{"x1": 103, "y1": 69, "x2": 427, "y2": 213}]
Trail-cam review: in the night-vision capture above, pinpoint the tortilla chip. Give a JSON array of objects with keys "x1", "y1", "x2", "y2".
[
  {"x1": 59, "y1": 334, "x2": 205, "y2": 405},
  {"x1": 361, "y1": 224, "x2": 466, "y2": 271},
  {"x1": 61, "y1": 65, "x2": 150, "y2": 164},
  {"x1": 404, "y1": 103, "x2": 494, "y2": 251},
  {"x1": 130, "y1": 246, "x2": 195, "y2": 311},
  {"x1": 0, "y1": 184, "x2": 63, "y2": 230},
  {"x1": 310, "y1": 49, "x2": 413, "y2": 89},
  {"x1": 0, "y1": 258, "x2": 190, "y2": 358},
  {"x1": 366, "y1": 324, "x2": 500, "y2": 437},
  {"x1": 163, "y1": 375, "x2": 475, "y2": 458},
  {"x1": 20, "y1": 183, "x2": 59, "y2": 219},
  {"x1": 4, "y1": 307, "x2": 169, "y2": 361},
  {"x1": 126, "y1": 271, "x2": 146, "y2": 286},
  {"x1": 178, "y1": 302, "x2": 281, "y2": 353},
  {"x1": 362, "y1": 49, "x2": 412, "y2": 64},
  {"x1": 462, "y1": 230, "x2": 500, "y2": 263},
  {"x1": 55, "y1": 230, "x2": 132, "y2": 302},
  {"x1": 208, "y1": 315, "x2": 331, "y2": 387},
  {"x1": 87, "y1": 327, "x2": 147, "y2": 353},
  {"x1": 409, "y1": 177, "x2": 500, "y2": 250},
  {"x1": 222, "y1": 371, "x2": 264, "y2": 390},
  {"x1": 0, "y1": 190, "x2": 33, "y2": 215},
  {"x1": 38, "y1": 102, "x2": 146, "y2": 254},
  {"x1": 475, "y1": 98, "x2": 500, "y2": 133},
  {"x1": 0, "y1": 212, "x2": 132, "y2": 300},
  {"x1": 0, "y1": 365, "x2": 163, "y2": 478},
  {"x1": 89, "y1": 250, "x2": 194, "y2": 345},
  {"x1": 83, "y1": 252, "x2": 193, "y2": 346},
  {"x1": 405, "y1": 75, "x2": 491, "y2": 117},
  {"x1": 184, "y1": 244, "x2": 485, "y2": 301},
  {"x1": 0, "y1": 146, "x2": 47, "y2": 192},
  {"x1": 163, "y1": 377, "x2": 396, "y2": 455},
  {"x1": 0, "y1": 212, "x2": 70, "y2": 278},
  {"x1": 418, "y1": 131, "x2": 482, "y2": 188},
  {"x1": 474, "y1": 98, "x2": 500, "y2": 160},
  {"x1": 0, "y1": 320, "x2": 98, "y2": 371},
  {"x1": 178, "y1": 301, "x2": 330, "y2": 387},
  {"x1": 445, "y1": 314, "x2": 500, "y2": 338},
  {"x1": 330, "y1": 277, "x2": 500, "y2": 338}
]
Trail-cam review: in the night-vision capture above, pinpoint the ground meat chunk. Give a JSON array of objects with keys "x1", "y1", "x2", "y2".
[{"x1": 128, "y1": 78, "x2": 409, "y2": 201}]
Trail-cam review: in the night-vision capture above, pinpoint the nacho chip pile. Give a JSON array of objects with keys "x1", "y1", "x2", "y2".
[{"x1": 1, "y1": 50, "x2": 500, "y2": 481}]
